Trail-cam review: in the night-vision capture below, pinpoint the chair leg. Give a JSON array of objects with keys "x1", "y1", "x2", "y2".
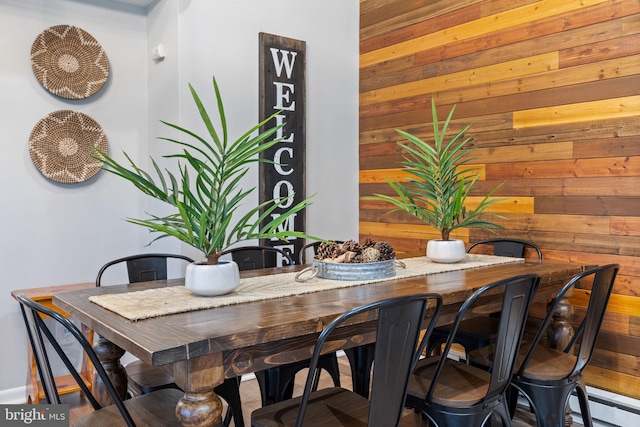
[
  {"x1": 575, "y1": 380, "x2": 593, "y2": 427},
  {"x1": 214, "y1": 377, "x2": 244, "y2": 427},
  {"x1": 506, "y1": 385, "x2": 519, "y2": 419},
  {"x1": 514, "y1": 380, "x2": 575, "y2": 427},
  {"x1": 344, "y1": 343, "x2": 375, "y2": 397},
  {"x1": 255, "y1": 353, "x2": 341, "y2": 406}
]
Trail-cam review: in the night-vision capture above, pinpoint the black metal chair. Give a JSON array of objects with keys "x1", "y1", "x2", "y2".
[
  {"x1": 96, "y1": 253, "x2": 243, "y2": 427},
  {"x1": 426, "y1": 239, "x2": 543, "y2": 358},
  {"x1": 467, "y1": 238, "x2": 543, "y2": 261},
  {"x1": 405, "y1": 273, "x2": 540, "y2": 427},
  {"x1": 469, "y1": 264, "x2": 620, "y2": 427},
  {"x1": 223, "y1": 245, "x2": 342, "y2": 408},
  {"x1": 252, "y1": 292, "x2": 443, "y2": 427},
  {"x1": 223, "y1": 245, "x2": 294, "y2": 270},
  {"x1": 297, "y1": 240, "x2": 380, "y2": 398},
  {"x1": 15, "y1": 292, "x2": 184, "y2": 427},
  {"x1": 96, "y1": 253, "x2": 195, "y2": 286}
]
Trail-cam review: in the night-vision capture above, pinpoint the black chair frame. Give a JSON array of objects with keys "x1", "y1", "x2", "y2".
[
  {"x1": 96, "y1": 253, "x2": 242, "y2": 426},
  {"x1": 508, "y1": 264, "x2": 619, "y2": 427},
  {"x1": 252, "y1": 292, "x2": 443, "y2": 427},
  {"x1": 16, "y1": 293, "x2": 138, "y2": 425},
  {"x1": 223, "y1": 245, "x2": 294, "y2": 270},
  {"x1": 96, "y1": 253, "x2": 194, "y2": 286},
  {"x1": 406, "y1": 274, "x2": 540, "y2": 427},
  {"x1": 467, "y1": 238, "x2": 542, "y2": 261},
  {"x1": 426, "y1": 238, "x2": 542, "y2": 358},
  {"x1": 225, "y1": 245, "x2": 339, "y2": 408}
]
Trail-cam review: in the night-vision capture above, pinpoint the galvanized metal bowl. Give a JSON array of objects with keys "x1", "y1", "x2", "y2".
[{"x1": 295, "y1": 258, "x2": 404, "y2": 282}]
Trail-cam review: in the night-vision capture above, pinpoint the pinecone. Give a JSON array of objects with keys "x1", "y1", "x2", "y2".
[
  {"x1": 373, "y1": 241, "x2": 395, "y2": 261},
  {"x1": 362, "y1": 247, "x2": 381, "y2": 263},
  {"x1": 342, "y1": 239, "x2": 362, "y2": 253},
  {"x1": 316, "y1": 241, "x2": 343, "y2": 260},
  {"x1": 361, "y1": 237, "x2": 376, "y2": 249},
  {"x1": 348, "y1": 252, "x2": 364, "y2": 263}
]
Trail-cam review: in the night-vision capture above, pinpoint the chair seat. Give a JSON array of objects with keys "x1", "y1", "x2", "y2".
[
  {"x1": 408, "y1": 357, "x2": 491, "y2": 408},
  {"x1": 73, "y1": 388, "x2": 184, "y2": 426},
  {"x1": 252, "y1": 387, "x2": 370, "y2": 427},
  {"x1": 468, "y1": 343, "x2": 578, "y2": 381}
]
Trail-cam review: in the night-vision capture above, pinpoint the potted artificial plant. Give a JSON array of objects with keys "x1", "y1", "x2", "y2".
[
  {"x1": 366, "y1": 99, "x2": 506, "y2": 263},
  {"x1": 97, "y1": 76, "x2": 316, "y2": 295}
]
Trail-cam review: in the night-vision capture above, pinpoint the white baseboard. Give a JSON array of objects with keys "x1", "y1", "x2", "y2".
[
  {"x1": 0, "y1": 386, "x2": 27, "y2": 404},
  {"x1": 569, "y1": 386, "x2": 640, "y2": 427}
]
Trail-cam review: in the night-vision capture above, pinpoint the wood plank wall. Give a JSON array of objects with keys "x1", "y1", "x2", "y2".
[{"x1": 359, "y1": 0, "x2": 640, "y2": 398}]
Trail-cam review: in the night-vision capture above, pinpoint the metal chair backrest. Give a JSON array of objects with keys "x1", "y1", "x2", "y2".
[
  {"x1": 223, "y1": 245, "x2": 294, "y2": 271},
  {"x1": 96, "y1": 253, "x2": 194, "y2": 286},
  {"x1": 420, "y1": 274, "x2": 540, "y2": 405},
  {"x1": 15, "y1": 293, "x2": 136, "y2": 426},
  {"x1": 517, "y1": 264, "x2": 619, "y2": 378},
  {"x1": 296, "y1": 293, "x2": 443, "y2": 427},
  {"x1": 467, "y1": 238, "x2": 543, "y2": 261}
]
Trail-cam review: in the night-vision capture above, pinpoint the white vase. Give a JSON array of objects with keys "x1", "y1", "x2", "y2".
[
  {"x1": 185, "y1": 260, "x2": 240, "y2": 296},
  {"x1": 427, "y1": 239, "x2": 466, "y2": 263}
]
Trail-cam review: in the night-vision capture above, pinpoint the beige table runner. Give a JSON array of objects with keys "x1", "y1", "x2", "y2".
[{"x1": 89, "y1": 254, "x2": 522, "y2": 321}]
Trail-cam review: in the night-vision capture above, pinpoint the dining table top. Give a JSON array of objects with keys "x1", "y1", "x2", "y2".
[{"x1": 50, "y1": 258, "x2": 584, "y2": 375}]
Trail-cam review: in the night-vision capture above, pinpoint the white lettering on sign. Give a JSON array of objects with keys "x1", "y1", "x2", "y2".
[
  {"x1": 264, "y1": 41, "x2": 304, "y2": 250},
  {"x1": 270, "y1": 48, "x2": 297, "y2": 79},
  {"x1": 270, "y1": 214, "x2": 297, "y2": 241},
  {"x1": 274, "y1": 147, "x2": 293, "y2": 176},
  {"x1": 273, "y1": 180, "x2": 295, "y2": 208},
  {"x1": 273, "y1": 82, "x2": 295, "y2": 111},
  {"x1": 275, "y1": 114, "x2": 294, "y2": 142}
]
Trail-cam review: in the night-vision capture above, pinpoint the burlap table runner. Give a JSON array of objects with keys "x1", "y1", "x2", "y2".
[{"x1": 89, "y1": 254, "x2": 522, "y2": 321}]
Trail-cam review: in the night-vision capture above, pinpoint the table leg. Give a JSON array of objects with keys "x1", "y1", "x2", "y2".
[
  {"x1": 176, "y1": 390, "x2": 223, "y2": 427},
  {"x1": 172, "y1": 355, "x2": 225, "y2": 427},
  {"x1": 92, "y1": 336, "x2": 127, "y2": 406}
]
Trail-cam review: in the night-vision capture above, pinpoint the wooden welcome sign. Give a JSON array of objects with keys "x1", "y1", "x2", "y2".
[{"x1": 258, "y1": 33, "x2": 306, "y2": 264}]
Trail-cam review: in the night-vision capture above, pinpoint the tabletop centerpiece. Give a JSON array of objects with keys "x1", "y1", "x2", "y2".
[
  {"x1": 296, "y1": 238, "x2": 400, "y2": 282},
  {"x1": 97, "y1": 75, "x2": 317, "y2": 295},
  {"x1": 365, "y1": 100, "x2": 507, "y2": 263}
]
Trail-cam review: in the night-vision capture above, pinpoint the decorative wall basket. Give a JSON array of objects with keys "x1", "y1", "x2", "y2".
[
  {"x1": 31, "y1": 25, "x2": 109, "y2": 99},
  {"x1": 29, "y1": 110, "x2": 108, "y2": 184}
]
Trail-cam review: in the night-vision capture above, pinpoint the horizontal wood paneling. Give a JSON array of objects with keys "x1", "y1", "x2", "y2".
[{"x1": 360, "y1": 0, "x2": 640, "y2": 399}]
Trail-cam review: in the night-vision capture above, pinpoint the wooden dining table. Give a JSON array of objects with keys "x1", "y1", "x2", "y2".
[{"x1": 52, "y1": 257, "x2": 584, "y2": 427}]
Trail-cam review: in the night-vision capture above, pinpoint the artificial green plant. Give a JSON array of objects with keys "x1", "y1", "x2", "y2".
[
  {"x1": 97, "y1": 75, "x2": 315, "y2": 264},
  {"x1": 367, "y1": 99, "x2": 506, "y2": 241}
]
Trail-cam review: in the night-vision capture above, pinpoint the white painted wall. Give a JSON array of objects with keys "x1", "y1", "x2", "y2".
[
  {"x1": 0, "y1": 0, "x2": 358, "y2": 399},
  {"x1": 171, "y1": 0, "x2": 360, "y2": 246}
]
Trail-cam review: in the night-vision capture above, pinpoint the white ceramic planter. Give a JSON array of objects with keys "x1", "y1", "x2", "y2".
[
  {"x1": 427, "y1": 239, "x2": 466, "y2": 263},
  {"x1": 185, "y1": 260, "x2": 240, "y2": 296}
]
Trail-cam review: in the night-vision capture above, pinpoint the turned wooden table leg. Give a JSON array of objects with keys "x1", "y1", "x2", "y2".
[
  {"x1": 547, "y1": 291, "x2": 575, "y2": 426},
  {"x1": 172, "y1": 354, "x2": 225, "y2": 426},
  {"x1": 93, "y1": 335, "x2": 127, "y2": 406},
  {"x1": 176, "y1": 390, "x2": 223, "y2": 427}
]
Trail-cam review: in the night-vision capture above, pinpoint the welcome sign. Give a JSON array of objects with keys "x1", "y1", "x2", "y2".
[{"x1": 258, "y1": 33, "x2": 306, "y2": 264}]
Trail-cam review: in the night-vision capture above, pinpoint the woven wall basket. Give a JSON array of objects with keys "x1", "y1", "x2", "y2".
[
  {"x1": 29, "y1": 110, "x2": 108, "y2": 184},
  {"x1": 31, "y1": 25, "x2": 109, "y2": 99}
]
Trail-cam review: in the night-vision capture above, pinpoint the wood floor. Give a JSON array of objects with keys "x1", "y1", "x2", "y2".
[{"x1": 65, "y1": 356, "x2": 576, "y2": 426}]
